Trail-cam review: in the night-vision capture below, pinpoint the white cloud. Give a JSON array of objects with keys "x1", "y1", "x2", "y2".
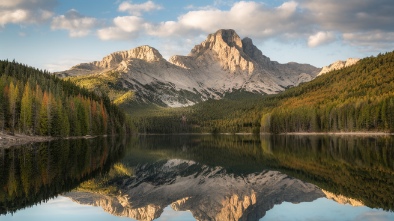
[
  {"x1": 300, "y1": 0, "x2": 394, "y2": 32},
  {"x1": 51, "y1": 9, "x2": 99, "y2": 37},
  {"x1": 0, "y1": 9, "x2": 28, "y2": 26},
  {"x1": 98, "y1": 27, "x2": 130, "y2": 40},
  {"x1": 145, "y1": 1, "x2": 307, "y2": 40},
  {"x1": 113, "y1": 16, "x2": 144, "y2": 33},
  {"x1": 308, "y1": 31, "x2": 335, "y2": 47},
  {"x1": 0, "y1": 0, "x2": 25, "y2": 8},
  {"x1": 0, "y1": 0, "x2": 56, "y2": 26},
  {"x1": 99, "y1": 1, "x2": 310, "y2": 44},
  {"x1": 97, "y1": 0, "x2": 394, "y2": 54},
  {"x1": 118, "y1": 1, "x2": 162, "y2": 16},
  {"x1": 343, "y1": 30, "x2": 394, "y2": 51},
  {"x1": 98, "y1": 16, "x2": 146, "y2": 40},
  {"x1": 300, "y1": 0, "x2": 394, "y2": 50}
]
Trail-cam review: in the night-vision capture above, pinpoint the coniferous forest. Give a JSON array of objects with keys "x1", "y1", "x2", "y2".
[
  {"x1": 0, "y1": 60, "x2": 131, "y2": 137},
  {"x1": 262, "y1": 51, "x2": 394, "y2": 133}
]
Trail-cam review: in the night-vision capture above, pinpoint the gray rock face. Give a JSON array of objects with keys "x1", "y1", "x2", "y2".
[
  {"x1": 64, "y1": 159, "x2": 325, "y2": 221},
  {"x1": 318, "y1": 58, "x2": 360, "y2": 76},
  {"x1": 56, "y1": 29, "x2": 321, "y2": 107}
]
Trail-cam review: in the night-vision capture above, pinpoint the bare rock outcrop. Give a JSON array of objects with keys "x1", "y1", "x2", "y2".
[{"x1": 318, "y1": 58, "x2": 360, "y2": 76}]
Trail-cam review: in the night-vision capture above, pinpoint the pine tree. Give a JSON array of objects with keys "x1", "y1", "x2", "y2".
[
  {"x1": 8, "y1": 82, "x2": 19, "y2": 135},
  {"x1": 0, "y1": 76, "x2": 7, "y2": 132},
  {"x1": 39, "y1": 92, "x2": 49, "y2": 135},
  {"x1": 33, "y1": 84, "x2": 43, "y2": 135},
  {"x1": 20, "y1": 82, "x2": 33, "y2": 134}
]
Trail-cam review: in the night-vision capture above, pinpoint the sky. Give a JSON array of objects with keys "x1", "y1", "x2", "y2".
[
  {"x1": 1, "y1": 0, "x2": 394, "y2": 72},
  {"x1": 2, "y1": 196, "x2": 394, "y2": 221}
]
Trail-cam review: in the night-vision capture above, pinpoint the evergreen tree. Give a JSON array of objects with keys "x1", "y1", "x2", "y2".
[
  {"x1": 39, "y1": 92, "x2": 49, "y2": 135},
  {"x1": 20, "y1": 82, "x2": 33, "y2": 134},
  {"x1": 8, "y1": 82, "x2": 19, "y2": 135}
]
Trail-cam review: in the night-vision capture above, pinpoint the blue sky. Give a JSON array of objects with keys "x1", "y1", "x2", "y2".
[
  {"x1": 2, "y1": 196, "x2": 394, "y2": 221},
  {"x1": 1, "y1": 0, "x2": 394, "y2": 71}
]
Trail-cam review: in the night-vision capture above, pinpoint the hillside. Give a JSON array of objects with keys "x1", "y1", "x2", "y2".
[
  {"x1": 0, "y1": 60, "x2": 131, "y2": 137},
  {"x1": 129, "y1": 51, "x2": 394, "y2": 134},
  {"x1": 261, "y1": 51, "x2": 394, "y2": 133},
  {"x1": 57, "y1": 29, "x2": 320, "y2": 107}
]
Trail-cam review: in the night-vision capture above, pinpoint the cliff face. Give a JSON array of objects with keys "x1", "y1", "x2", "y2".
[
  {"x1": 57, "y1": 29, "x2": 321, "y2": 107},
  {"x1": 64, "y1": 159, "x2": 325, "y2": 221}
]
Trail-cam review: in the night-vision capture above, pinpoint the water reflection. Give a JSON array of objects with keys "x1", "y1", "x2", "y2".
[
  {"x1": 65, "y1": 135, "x2": 394, "y2": 221},
  {"x1": 264, "y1": 135, "x2": 394, "y2": 211},
  {"x1": 0, "y1": 137, "x2": 127, "y2": 215},
  {"x1": 66, "y1": 159, "x2": 323, "y2": 221},
  {"x1": 1, "y1": 135, "x2": 393, "y2": 220}
]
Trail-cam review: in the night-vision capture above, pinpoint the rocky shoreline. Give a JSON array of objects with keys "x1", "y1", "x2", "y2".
[{"x1": 0, "y1": 132, "x2": 54, "y2": 148}]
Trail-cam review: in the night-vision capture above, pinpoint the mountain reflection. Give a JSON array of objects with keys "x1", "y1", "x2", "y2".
[
  {"x1": 65, "y1": 159, "x2": 323, "y2": 221},
  {"x1": 0, "y1": 137, "x2": 127, "y2": 215},
  {"x1": 1, "y1": 134, "x2": 393, "y2": 220},
  {"x1": 64, "y1": 134, "x2": 394, "y2": 221}
]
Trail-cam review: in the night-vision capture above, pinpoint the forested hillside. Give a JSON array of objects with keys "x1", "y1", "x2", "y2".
[
  {"x1": 262, "y1": 51, "x2": 394, "y2": 133},
  {"x1": 0, "y1": 60, "x2": 131, "y2": 137},
  {"x1": 129, "y1": 91, "x2": 274, "y2": 134},
  {"x1": 130, "y1": 50, "x2": 394, "y2": 134}
]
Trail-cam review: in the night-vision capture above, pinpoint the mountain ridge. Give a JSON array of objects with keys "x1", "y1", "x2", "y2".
[{"x1": 57, "y1": 29, "x2": 320, "y2": 107}]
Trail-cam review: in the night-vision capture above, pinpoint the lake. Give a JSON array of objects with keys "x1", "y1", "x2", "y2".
[{"x1": 1, "y1": 135, "x2": 393, "y2": 221}]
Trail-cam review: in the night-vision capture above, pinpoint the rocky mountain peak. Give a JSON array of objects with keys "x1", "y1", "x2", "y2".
[
  {"x1": 215, "y1": 29, "x2": 243, "y2": 48},
  {"x1": 190, "y1": 29, "x2": 243, "y2": 56},
  {"x1": 126, "y1": 45, "x2": 163, "y2": 62},
  {"x1": 72, "y1": 45, "x2": 163, "y2": 71},
  {"x1": 188, "y1": 29, "x2": 257, "y2": 74}
]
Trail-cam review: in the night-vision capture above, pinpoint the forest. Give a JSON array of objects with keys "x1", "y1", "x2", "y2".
[
  {"x1": 129, "y1": 50, "x2": 394, "y2": 134},
  {"x1": 0, "y1": 60, "x2": 132, "y2": 137},
  {"x1": 262, "y1": 51, "x2": 394, "y2": 133}
]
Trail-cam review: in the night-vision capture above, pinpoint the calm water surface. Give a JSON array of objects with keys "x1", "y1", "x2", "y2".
[{"x1": 1, "y1": 135, "x2": 393, "y2": 221}]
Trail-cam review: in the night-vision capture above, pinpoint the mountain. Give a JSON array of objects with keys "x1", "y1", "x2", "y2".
[
  {"x1": 64, "y1": 159, "x2": 324, "y2": 221},
  {"x1": 56, "y1": 29, "x2": 320, "y2": 107},
  {"x1": 317, "y1": 58, "x2": 359, "y2": 76},
  {"x1": 127, "y1": 51, "x2": 394, "y2": 134}
]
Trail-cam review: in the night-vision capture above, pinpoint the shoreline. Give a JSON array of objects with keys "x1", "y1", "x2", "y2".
[
  {"x1": 139, "y1": 131, "x2": 394, "y2": 136},
  {"x1": 0, "y1": 132, "x2": 102, "y2": 148},
  {"x1": 276, "y1": 132, "x2": 394, "y2": 136},
  {"x1": 2, "y1": 131, "x2": 392, "y2": 148},
  {"x1": 0, "y1": 132, "x2": 55, "y2": 148}
]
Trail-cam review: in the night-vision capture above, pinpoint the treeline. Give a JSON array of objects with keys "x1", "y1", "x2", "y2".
[
  {"x1": 261, "y1": 51, "x2": 394, "y2": 133},
  {"x1": 0, "y1": 60, "x2": 131, "y2": 136},
  {"x1": 129, "y1": 91, "x2": 273, "y2": 134}
]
